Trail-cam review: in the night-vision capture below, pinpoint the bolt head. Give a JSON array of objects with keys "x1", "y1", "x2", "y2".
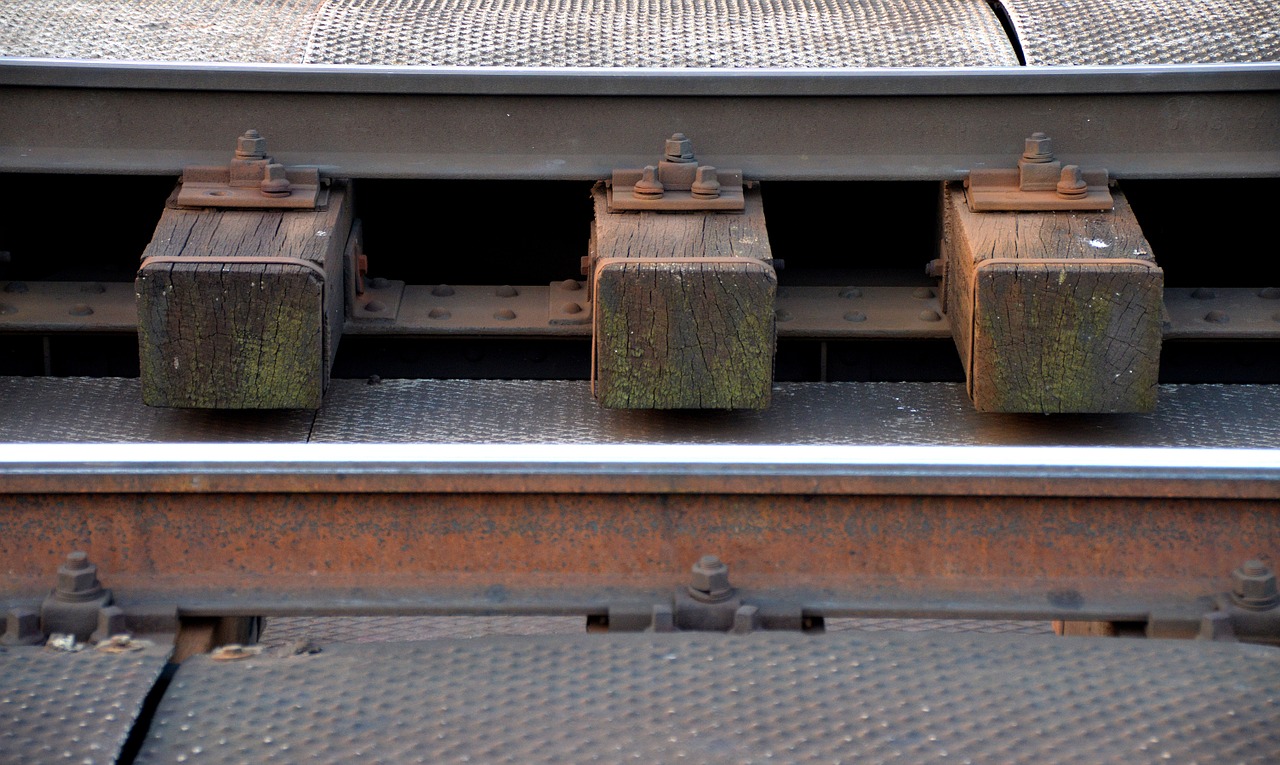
[
  {"x1": 236, "y1": 130, "x2": 267, "y2": 159},
  {"x1": 1022, "y1": 133, "x2": 1054, "y2": 162},
  {"x1": 665, "y1": 134, "x2": 695, "y2": 163},
  {"x1": 690, "y1": 555, "x2": 731, "y2": 595},
  {"x1": 1232, "y1": 560, "x2": 1279, "y2": 609}
]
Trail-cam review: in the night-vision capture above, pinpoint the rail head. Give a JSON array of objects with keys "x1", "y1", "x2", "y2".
[{"x1": 0, "y1": 443, "x2": 1277, "y2": 498}]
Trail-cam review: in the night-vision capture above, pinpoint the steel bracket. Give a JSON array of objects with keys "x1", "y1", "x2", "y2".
[
  {"x1": 966, "y1": 132, "x2": 1112, "y2": 212},
  {"x1": 607, "y1": 132, "x2": 745, "y2": 212},
  {"x1": 174, "y1": 129, "x2": 327, "y2": 210}
]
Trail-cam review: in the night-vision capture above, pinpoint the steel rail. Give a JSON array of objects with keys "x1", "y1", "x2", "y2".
[
  {"x1": 0, "y1": 443, "x2": 1273, "y2": 627},
  {"x1": 0, "y1": 443, "x2": 1278, "y2": 497},
  {"x1": 2, "y1": 59, "x2": 1276, "y2": 179}
]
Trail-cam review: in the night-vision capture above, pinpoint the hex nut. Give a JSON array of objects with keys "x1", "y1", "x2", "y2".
[
  {"x1": 665, "y1": 133, "x2": 695, "y2": 163},
  {"x1": 236, "y1": 129, "x2": 267, "y2": 159},
  {"x1": 690, "y1": 555, "x2": 732, "y2": 600},
  {"x1": 1022, "y1": 132, "x2": 1054, "y2": 163},
  {"x1": 56, "y1": 553, "x2": 103, "y2": 601},
  {"x1": 1232, "y1": 560, "x2": 1280, "y2": 610}
]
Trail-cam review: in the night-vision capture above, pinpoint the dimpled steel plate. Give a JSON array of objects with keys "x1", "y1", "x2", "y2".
[
  {"x1": 0, "y1": 642, "x2": 171, "y2": 765},
  {"x1": 0, "y1": 0, "x2": 1017, "y2": 67},
  {"x1": 1002, "y1": 0, "x2": 1280, "y2": 65},
  {"x1": 135, "y1": 632, "x2": 1280, "y2": 764}
]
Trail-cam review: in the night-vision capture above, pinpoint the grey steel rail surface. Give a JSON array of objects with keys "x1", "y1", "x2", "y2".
[{"x1": 2, "y1": 59, "x2": 1277, "y2": 179}]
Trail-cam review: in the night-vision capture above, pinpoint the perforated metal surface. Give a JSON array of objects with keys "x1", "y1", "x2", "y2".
[
  {"x1": 1003, "y1": 0, "x2": 1280, "y2": 65},
  {"x1": 136, "y1": 633, "x2": 1279, "y2": 764},
  {"x1": 0, "y1": 642, "x2": 170, "y2": 765},
  {"x1": 0, "y1": 0, "x2": 1017, "y2": 67}
]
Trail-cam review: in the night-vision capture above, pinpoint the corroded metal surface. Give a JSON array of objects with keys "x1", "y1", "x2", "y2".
[
  {"x1": 135, "y1": 633, "x2": 1280, "y2": 764},
  {"x1": 0, "y1": 488, "x2": 1273, "y2": 620},
  {"x1": 1003, "y1": 0, "x2": 1280, "y2": 65},
  {"x1": 0, "y1": 0, "x2": 1016, "y2": 67},
  {"x1": 0, "y1": 642, "x2": 170, "y2": 764}
]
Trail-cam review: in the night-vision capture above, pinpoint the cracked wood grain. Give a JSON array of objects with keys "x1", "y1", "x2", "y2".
[
  {"x1": 941, "y1": 182, "x2": 1163, "y2": 413},
  {"x1": 137, "y1": 183, "x2": 351, "y2": 409},
  {"x1": 592, "y1": 184, "x2": 775, "y2": 409}
]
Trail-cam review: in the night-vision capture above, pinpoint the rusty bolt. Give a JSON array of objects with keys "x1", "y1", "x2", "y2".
[
  {"x1": 633, "y1": 165, "x2": 664, "y2": 200},
  {"x1": 55, "y1": 552, "x2": 104, "y2": 603},
  {"x1": 664, "y1": 133, "x2": 695, "y2": 163},
  {"x1": 689, "y1": 555, "x2": 733, "y2": 603},
  {"x1": 260, "y1": 163, "x2": 292, "y2": 198},
  {"x1": 235, "y1": 129, "x2": 267, "y2": 159},
  {"x1": 1056, "y1": 165, "x2": 1088, "y2": 199},
  {"x1": 925, "y1": 259, "x2": 944, "y2": 279},
  {"x1": 1232, "y1": 560, "x2": 1280, "y2": 610},
  {"x1": 691, "y1": 166, "x2": 721, "y2": 200},
  {"x1": 1022, "y1": 132, "x2": 1054, "y2": 163}
]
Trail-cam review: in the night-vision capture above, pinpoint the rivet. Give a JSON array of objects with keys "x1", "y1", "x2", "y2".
[
  {"x1": 912, "y1": 287, "x2": 935, "y2": 299},
  {"x1": 1204, "y1": 310, "x2": 1230, "y2": 324},
  {"x1": 431, "y1": 284, "x2": 455, "y2": 297},
  {"x1": 560, "y1": 302, "x2": 583, "y2": 315},
  {"x1": 0, "y1": 303, "x2": 15, "y2": 315},
  {"x1": 1258, "y1": 287, "x2": 1280, "y2": 300},
  {"x1": 69, "y1": 304, "x2": 94, "y2": 317},
  {"x1": 494, "y1": 309, "x2": 517, "y2": 321},
  {"x1": 4, "y1": 282, "x2": 28, "y2": 294},
  {"x1": 559, "y1": 280, "x2": 582, "y2": 292},
  {"x1": 843, "y1": 311, "x2": 867, "y2": 323},
  {"x1": 1190, "y1": 288, "x2": 1216, "y2": 300},
  {"x1": 428, "y1": 308, "x2": 451, "y2": 320},
  {"x1": 838, "y1": 287, "x2": 863, "y2": 299},
  {"x1": 918, "y1": 310, "x2": 942, "y2": 322},
  {"x1": 775, "y1": 309, "x2": 794, "y2": 322},
  {"x1": 495, "y1": 285, "x2": 519, "y2": 298},
  {"x1": 364, "y1": 300, "x2": 385, "y2": 313},
  {"x1": 80, "y1": 283, "x2": 106, "y2": 294}
]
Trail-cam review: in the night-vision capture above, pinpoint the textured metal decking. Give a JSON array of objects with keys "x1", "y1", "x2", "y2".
[
  {"x1": 2, "y1": 377, "x2": 1280, "y2": 447},
  {"x1": 0, "y1": 0, "x2": 1017, "y2": 67},
  {"x1": 0, "y1": 641, "x2": 171, "y2": 765},
  {"x1": 135, "y1": 632, "x2": 1280, "y2": 764},
  {"x1": 1003, "y1": 0, "x2": 1280, "y2": 65}
]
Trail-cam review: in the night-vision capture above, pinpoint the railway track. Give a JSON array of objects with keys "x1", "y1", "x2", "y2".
[{"x1": 2, "y1": 1, "x2": 1280, "y2": 761}]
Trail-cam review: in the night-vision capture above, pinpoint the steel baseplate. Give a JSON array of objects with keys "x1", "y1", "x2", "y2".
[{"x1": 133, "y1": 633, "x2": 1280, "y2": 764}]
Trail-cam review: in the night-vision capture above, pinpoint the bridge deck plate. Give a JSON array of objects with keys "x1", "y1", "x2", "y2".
[
  {"x1": 0, "y1": 642, "x2": 171, "y2": 765},
  {"x1": 2, "y1": 377, "x2": 1280, "y2": 448},
  {"x1": 0, "y1": 0, "x2": 1018, "y2": 67},
  {"x1": 134, "y1": 632, "x2": 1279, "y2": 764}
]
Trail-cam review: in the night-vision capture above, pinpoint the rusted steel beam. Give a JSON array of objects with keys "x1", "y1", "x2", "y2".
[{"x1": 0, "y1": 488, "x2": 1273, "y2": 622}]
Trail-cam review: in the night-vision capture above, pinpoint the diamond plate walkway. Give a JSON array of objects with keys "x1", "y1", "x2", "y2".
[{"x1": 133, "y1": 632, "x2": 1280, "y2": 764}]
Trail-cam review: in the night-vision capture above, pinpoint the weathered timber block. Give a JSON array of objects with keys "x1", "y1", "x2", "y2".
[
  {"x1": 591, "y1": 183, "x2": 776, "y2": 409},
  {"x1": 136, "y1": 182, "x2": 352, "y2": 409},
  {"x1": 941, "y1": 182, "x2": 1163, "y2": 413}
]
